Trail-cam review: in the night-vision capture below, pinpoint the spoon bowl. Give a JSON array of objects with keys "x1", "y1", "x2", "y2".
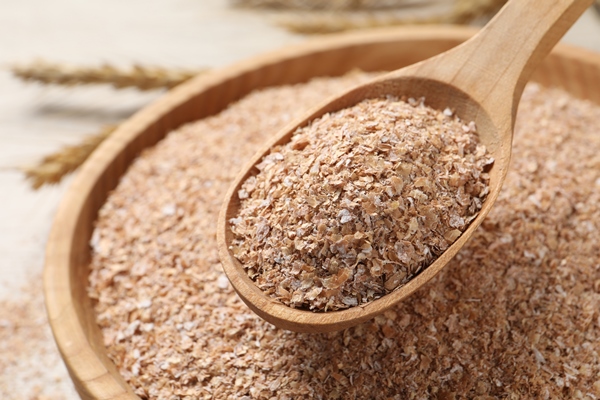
[{"x1": 218, "y1": 0, "x2": 592, "y2": 333}]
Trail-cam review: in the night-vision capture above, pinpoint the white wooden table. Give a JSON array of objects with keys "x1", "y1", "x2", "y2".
[{"x1": 0, "y1": 1, "x2": 598, "y2": 398}]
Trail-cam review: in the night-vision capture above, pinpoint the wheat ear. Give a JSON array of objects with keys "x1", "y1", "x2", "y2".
[
  {"x1": 231, "y1": 0, "x2": 426, "y2": 10},
  {"x1": 11, "y1": 61, "x2": 206, "y2": 91},
  {"x1": 23, "y1": 125, "x2": 117, "y2": 189},
  {"x1": 274, "y1": 0, "x2": 507, "y2": 34}
]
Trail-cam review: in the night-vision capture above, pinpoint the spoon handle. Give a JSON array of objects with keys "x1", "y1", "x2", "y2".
[{"x1": 413, "y1": 0, "x2": 592, "y2": 125}]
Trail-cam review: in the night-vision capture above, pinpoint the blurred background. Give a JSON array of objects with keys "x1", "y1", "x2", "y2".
[{"x1": 1, "y1": 1, "x2": 599, "y2": 398}]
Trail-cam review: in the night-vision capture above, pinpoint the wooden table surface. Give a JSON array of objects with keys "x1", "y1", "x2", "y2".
[{"x1": 0, "y1": 1, "x2": 599, "y2": 398}]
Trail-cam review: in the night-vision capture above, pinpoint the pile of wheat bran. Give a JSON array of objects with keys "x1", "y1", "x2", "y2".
[{"x1": 89, "y1": 72, "x2": 600, "y2": 399}]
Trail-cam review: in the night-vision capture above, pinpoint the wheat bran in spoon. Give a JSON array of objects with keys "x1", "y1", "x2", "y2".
[{"x1": 230, "y1": 96, "x2": 492, "y2": 311}]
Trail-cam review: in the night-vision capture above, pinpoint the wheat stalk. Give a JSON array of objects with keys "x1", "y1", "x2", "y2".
[
  {"x1": 273, "y1": 0, "x2": 507, "y2": 34},
  {"x1": 11, "y1": 61, "x2": 206, "y2": 91},
  {"x1": 23, "y1": 125, "x2": 117, "y2": 189}
]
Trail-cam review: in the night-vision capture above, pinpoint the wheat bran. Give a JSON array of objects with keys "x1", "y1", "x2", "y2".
[
  {"x1": 230, "y1": 97, "x2": 491, "y2": 311},
  {"x1": 0, "y1": 275, "x2": 77, "y2": 400},
  {"x1": 89, "y1": 73, "x2": 600, "y2": 399}
]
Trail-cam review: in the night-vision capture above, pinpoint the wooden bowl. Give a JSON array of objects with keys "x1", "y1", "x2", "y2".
[{"x1": 44, "y1": 26, "x2": 600, "y2": 400}]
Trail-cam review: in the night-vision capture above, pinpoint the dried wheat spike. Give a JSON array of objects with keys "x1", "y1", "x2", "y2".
[
  {"x1": 274, "y1": 0, "x2": 507, "y2": 34},
  {"x1": 275, "y1": 11, "x2": 438, "y2": 34},
  {"x1": 232, "y1": 0, "x2": 425, "y2": 10},
  {"x1": 23, "y1": 125, "x2": 117, "y2": 189},
  {"x1": 11, "y1": 61, "x2": 206, "y2": 91}
]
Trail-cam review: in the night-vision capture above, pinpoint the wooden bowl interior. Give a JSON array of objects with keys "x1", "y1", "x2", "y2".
[{"x1": 43, "y1": 26, "x2": 600, "y2": 400}]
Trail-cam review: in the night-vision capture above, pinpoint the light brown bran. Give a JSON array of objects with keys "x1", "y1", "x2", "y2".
[
  {"x1": 230, "y1": 97, "x2": 491, "y2": 311},
  {"x1": 89, "y1": 73, "x2": 600, "y2": 399}
]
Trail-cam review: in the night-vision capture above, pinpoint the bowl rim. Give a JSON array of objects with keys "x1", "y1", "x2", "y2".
[{"x1": 43, "y1": 25, "x2": 600, "y2": 400}]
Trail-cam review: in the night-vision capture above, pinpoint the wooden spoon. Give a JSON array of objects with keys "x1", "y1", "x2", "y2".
[{"x1": 217, "y1": 0, "x2": 592, "y2": 333}]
